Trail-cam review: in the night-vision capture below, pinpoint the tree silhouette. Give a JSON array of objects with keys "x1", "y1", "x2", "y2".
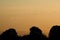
[
  {"x1": 49, "y1": 25, "x2": 60, "y2": 40},
  {"x1": 29, "y1": 26, "x2": 47, "y2": 40},
  {"x1": 0, "y1": 26, "x2": 49, "y2": 40},
  {"x1": 0, "y1": 28, "x2": 18, "y2": 40},
  {"x1": 21, "y1": 26, "x2": 47, "y2": 40}
]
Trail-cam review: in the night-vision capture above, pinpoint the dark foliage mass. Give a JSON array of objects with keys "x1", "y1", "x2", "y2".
[
  {"x1": 0, "y1": 25, "x2": 60, "y2": 40},
  {"x1": 49, "y1": 25, "x2": 60, "y2": 40}
]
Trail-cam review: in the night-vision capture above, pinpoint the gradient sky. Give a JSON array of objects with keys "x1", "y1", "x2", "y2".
[{"x1": 0, "y1": 0, "x2": 60, "y2": 36}]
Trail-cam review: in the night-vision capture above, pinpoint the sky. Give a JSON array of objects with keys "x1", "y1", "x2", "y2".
[{"x1": 0, "y1": 0, "x2": 60, "y2": 36}]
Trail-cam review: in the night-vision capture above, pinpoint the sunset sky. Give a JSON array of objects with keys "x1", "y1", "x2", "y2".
[{"x1": 0, "y1": 0, "x2": 60, "y2": 36}]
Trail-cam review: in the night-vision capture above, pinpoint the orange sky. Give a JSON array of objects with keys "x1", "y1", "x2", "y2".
[{"x1": 0, "y1": 0, "x2": 60, "y2": 36}]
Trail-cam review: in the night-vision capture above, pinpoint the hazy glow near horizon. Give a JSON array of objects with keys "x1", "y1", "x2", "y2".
[{"x1": 0, "y1": 0, "x2": 60, "y2": 36}]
